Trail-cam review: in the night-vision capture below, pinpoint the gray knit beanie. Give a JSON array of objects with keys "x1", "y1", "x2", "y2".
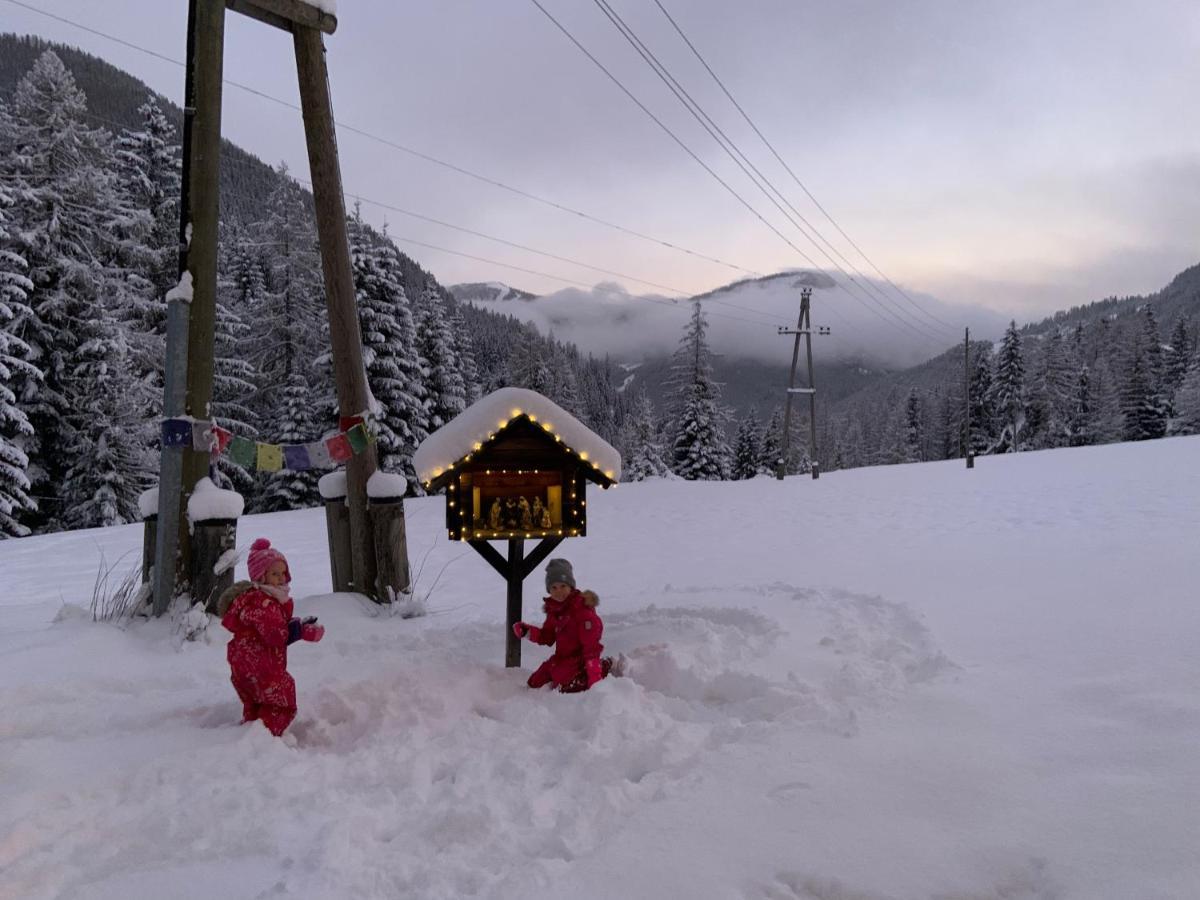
[{"x1": 545, "y1": 558, "x2": 576, "y2": 591}]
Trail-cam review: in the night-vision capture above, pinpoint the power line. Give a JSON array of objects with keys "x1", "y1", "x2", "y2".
[
  {"x1": 531, "y1": 0, "x2": 945, "y2": 347},
  {"x1": 8, "y1": 0, "x2": 844, "y2": 335},
  {"x1": 0, "y1": 0, "x2": 761, "y2": 282},
  {"x1": 586, "y1": 0, "x2": 951, "y2": 344},
  {"x1": 651, "y1": 0, "x2": 959, "y2": 333}
]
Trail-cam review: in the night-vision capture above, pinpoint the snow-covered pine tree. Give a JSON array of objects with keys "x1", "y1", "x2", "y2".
[
  {"x1": 900, "y1": 388, "x2": 924, "y2": 462},
  {"x1": 1068, "y1": 365, "x2": 1094, "y2": 447},
  {"x1": 505, "y1": 324, "x2": 554, "y2": 396},
  {"x1": 1089, "y1": 358, "x2": 1124, "y2": 444},
  {"x1": 620, "y1": 392, "x2": 671, "y2": 481},
  {"x1": 58, "y1": 298, "x2": 150, "y2": 529},
  {"x1": 3, "y1": 51, "x2": 146, "y2": 528},
  {"x1": 415, "y1": 284, "x2": 467, "y2": 430},
  {"x1": 758, "y1": 407, "x2": 783, "y2": 474},
  {"x1": 0, "y1": 178, "x2": 40, "y2": 537},
  {"x1": 967, "y1": 345, "x2": 995, "y2": 455},
  {"x1": 210, "y1": 239, "x2": 259, "y2": 494},
  {"x1": 1163, "y1": 317, "x2": 1192, "y2": 407},
  {"x1": 447, "y1": 303, "x2": 482, "y2": 405},
  {"x1": 256, "y1": 370, "x2": 321, "y2": 512},
  {"x1": 1027, "y1": 331, "x2": 1075, "y2": 449},
  {"x1": 666, "y1": 301, "x2": 729, "y2": 480},
  {"x1": 250, "y1": 163, "x2": 325, "y2": 407},
  {"x1": 1168, "y1": 350, "x2": 1200, "y2": 436},
  {"x1": 1120, "y1": 348, "x2": 1164, "y2": 441},
  {"x1": 349, "y1": 215, "x2": 428, "y2": 492},
  {"x1": 732, "y1": 407, "x2": 762, "y2": 479},
  {"x1": 989, "y1": 321, "x2": 1026, "y2": 452},
  {"x1": 115, "y1": 95, "x2": 180, "y2": 304}
]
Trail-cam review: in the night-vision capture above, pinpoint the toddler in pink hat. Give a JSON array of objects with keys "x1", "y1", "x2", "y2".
[{"x1": 217, "y1": 538, "x2": 323, "y2": 736}]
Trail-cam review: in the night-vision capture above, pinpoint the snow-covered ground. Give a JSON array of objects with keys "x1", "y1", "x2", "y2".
[{"x1": 2, "y1": 437, "x2": 1198, "y2": 899}]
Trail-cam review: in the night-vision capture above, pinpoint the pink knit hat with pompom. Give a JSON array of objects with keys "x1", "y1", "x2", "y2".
[{"x1": 247, "y1": 537, "x2": 290, "y2": 584}]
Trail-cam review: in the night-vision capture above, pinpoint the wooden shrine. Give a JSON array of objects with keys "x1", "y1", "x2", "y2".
[{"x1": 418, "y1": 389, "x2": 619, "y2": 667}]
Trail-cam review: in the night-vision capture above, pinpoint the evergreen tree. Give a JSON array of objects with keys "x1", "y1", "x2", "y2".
[
  {"x1": 256, "y1": 371, "x2": 321, "y2": 512},
  {"x1": 250, "y1": 163, "x2": 324, "y2": 404},
  {"x1": 1027, "y1": 332, "x2": 1075, "y2": 449},
  {"x1": 967, "y1": 346, "x2": 995, "y2": 455},
  {"x1": 989, "y1": 321, "x2": 1026, "y2": 452},
  {"x1": 506, "y1": 324, "x2": 553, "y2": 395},
  {"x1": 900, "y1": 388, "x2": 923, "y2": 462},
  {"x1": 620, "y1": 393, "x2": 671, "y2": 480},
  {"x1": 732, "y1": 407, "x2": 762, "y2": 480},
  {"x1": 1168, "y1": 352, "x2": 1200, "y2": 436},
  {"x1": 415, "y1": 285, "x2": 467, "y2": 430},
  {"x1": 1120, "y1": 349, "x2": 1165, "y2": 441},
  {"x1": 1067, "y1": 365, "x2": 1094, "y2": 447},
  {"x1": 3, "y1": 51, "x2": 143, "y2": 527},
  {"x1": 666, "y1": 301, "x2": 729, "y2": 480},
  {"x1": 0, "y1": 179, "x2": 40, "y2": 536},
  {"x1": 349, "y1": 216, "x2": 428, "y2": 491},
  {"x1": 1164, "y1": 317, "x2": 1192, "y2": 405},
  {"x1": 758, "y1": 407, "x2": 783, "y2": 474}
]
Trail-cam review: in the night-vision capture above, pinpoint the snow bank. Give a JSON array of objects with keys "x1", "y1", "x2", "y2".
[
  {"x1": 413, "y1": 387, "x2": 621, "y2": 484},
  {"x1": 186, "y1": 477, "x2": 244, "y2": 523},
  {"x1": 3, "y1": 436, "x2": 1200, "y2": 899}
]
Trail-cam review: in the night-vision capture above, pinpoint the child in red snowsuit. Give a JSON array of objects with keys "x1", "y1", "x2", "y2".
[
  {"x1": 219, "y1": 538, "x2": 324, "y2": 736},
  {"x1": 513, "y1": 558, "x2": 616, "y2": 693}
]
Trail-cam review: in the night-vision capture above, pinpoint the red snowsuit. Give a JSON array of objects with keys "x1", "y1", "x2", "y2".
[
  {"x1": 527, "y1": 589, "x2": 605, "y2": 692},
  {"x1": 222, "y1": 586, "x2": 297, "y2": 736}
]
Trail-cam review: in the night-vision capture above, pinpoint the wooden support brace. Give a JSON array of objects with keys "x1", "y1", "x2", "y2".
[{"x1": 225, "y1": 0, "x2": 336, "y2": 34}]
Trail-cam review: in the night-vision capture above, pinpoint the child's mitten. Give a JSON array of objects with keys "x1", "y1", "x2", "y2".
[
  {"x1": 512, "y1": 622, "x2": 541, "y2": 641},
  {"x1": 301, "y1": 623, "x2": 325, "y2": 642},
  {"x1": 584, "y1": 658, "x2": 603, "y2": 687},
  {"x1": 286, "y1": 618, "x2": 303, "y2": 645}
]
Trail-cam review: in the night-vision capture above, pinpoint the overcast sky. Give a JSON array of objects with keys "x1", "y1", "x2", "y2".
[{"x1": 5, "y1": 0, "x2": 1200, "y2": 354}]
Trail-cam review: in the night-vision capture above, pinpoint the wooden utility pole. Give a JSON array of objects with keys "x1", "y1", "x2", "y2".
[
  {"x1": 776, "y1": 287, "x2": 826, "y2": 480},
  {"x1": 294, "y1": 25, "x2": 379, "y2": 597},
  {"x1": 964, "y1": 326, "x2": 974, "y2": 469},
  {"x1": 154, "y1": 0, "x2": 225, "y2": 614},
  {"x1": 154, "y1": 0, "x2": 396, "y2": 609}
]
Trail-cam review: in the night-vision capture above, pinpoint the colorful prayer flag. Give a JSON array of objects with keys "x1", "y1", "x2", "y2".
[
  {"x1": 283, "y1": 444, "x2": 311, "y2": 471},
  {"x1": 229, "y1": 435, "x2": 256, "y2": 469},
  {"x1": 326, "y1": 433, "x2": 353, "y2": 463},
  {"x1": 306, "y1": 439, "x2": 334, "y2": 469},
  {"x1": 257, "y1": 443, "x2": 284, "y2": 472},
  {"x1": 211, "y1": 425, "x2": 233, "y2": 454},
  {"x1": 191, "y1": 420, "x2": 216, "y2": 453},
  {"x1": 162, "y1": 418, "x2": 192, "y2": 448},
  {"x1": 346, "y1": 423, "x2": 369, "y2": 454}
]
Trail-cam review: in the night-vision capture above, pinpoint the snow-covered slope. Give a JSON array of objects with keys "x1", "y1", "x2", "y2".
[{"x1": 2, "y1": 437, "x2": 1199, "y2": 899}]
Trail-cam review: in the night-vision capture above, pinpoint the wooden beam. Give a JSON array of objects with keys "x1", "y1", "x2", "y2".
[
  {"x1": 294, "y1": 24, "x2": 379, "y2": 598},
  {"x1": 225, "y1": 0, "x2": 336, "y2": 34},
  {"x1": 468, "y1": 540, "x2": 509, "y2": 580},
  {"x1": 519, "y1": 536, "x2": 564, "y2": 580}
]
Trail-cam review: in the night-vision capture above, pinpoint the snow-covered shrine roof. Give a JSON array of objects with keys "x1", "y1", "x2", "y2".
[{"x1": 413, "y1": 387, "x2": 622, "y2": 486}]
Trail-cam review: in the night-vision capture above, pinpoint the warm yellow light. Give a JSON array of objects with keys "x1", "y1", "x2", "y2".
[
  {"x1": 511, "y1": 408, "x2": 522, "y2": 417},
  {"x1": 498, "y1": 420, "x2": 507, "y2": 428},
  {"x1": 473, "y1": 442, "x2": 482, "y2": 450},
  {"x1": 579, "y1": 452, "x2": 588, "y2": 461},
  {"x1": 433, "y1": 468, "x2": 443, "y2": 477},
  {"x1": 604, "y1": 470, "x2": 613, "y2": 478},
  {"x1": 528, "y1": 414, "x2": 537, "y2": 422},
  {"x1": 543, "y1": 422, "x2": 552, "y2": 430}
]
